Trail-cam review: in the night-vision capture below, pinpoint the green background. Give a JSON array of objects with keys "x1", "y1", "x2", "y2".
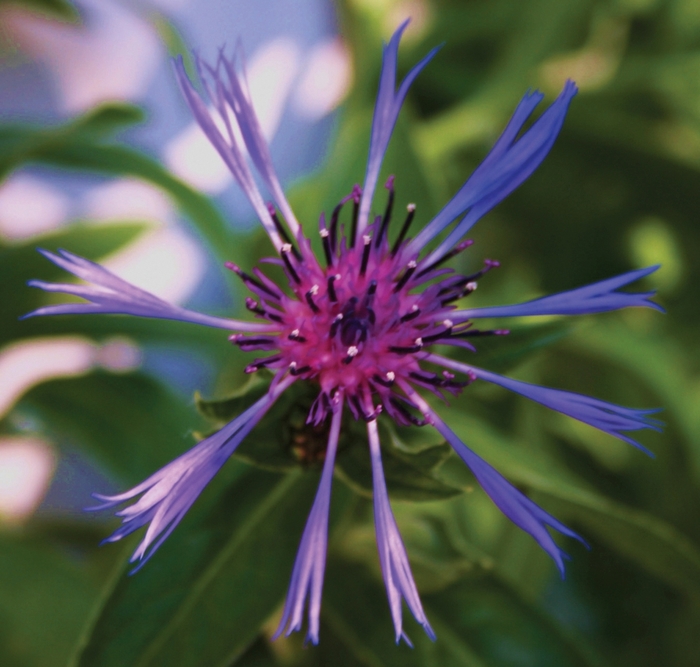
[{"x1": 1, "y1": 0, "x2": 699, "y2": 665}]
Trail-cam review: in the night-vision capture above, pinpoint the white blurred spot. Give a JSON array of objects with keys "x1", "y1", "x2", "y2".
[
  {"x1": 2, "y1": 0, "x2": 162, "y2": 113},
  {"x1": 0, "y1": 337, "x2": 97, "y2": 419},
  {"x1": 293, "y1": 38, "x2": 353, "y2": 121},
  {"x1": 0, "y1": 437, "x2": 56, "y2": 522},
  {"x1": 0, "y1": 173, "x2": 70, "y2": 240},
  {"x1": 81, "y1": 178, "x2": 174, "y2": 225},
  {"x1": 164, "y1": 117, "x2": 234, "y2": 194},
  {"x1": 96, "y1": 337, "x2": 143, "y2": 372},
  {"x1": 165, "y1": 38, "x2": 301, "y2": 194},
  {"x1": 102, "y1": 225, "x2": 206, "y2": 304}
]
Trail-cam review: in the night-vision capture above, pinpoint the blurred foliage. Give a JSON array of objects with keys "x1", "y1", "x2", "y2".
[{"x1": 1, "y1": 0, "x2": 700, "y2": 666}]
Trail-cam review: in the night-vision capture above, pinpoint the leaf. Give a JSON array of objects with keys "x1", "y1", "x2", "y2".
[
  {"x1": 439, "y1": 412, "x2": 700, "y2": 599},
  {"x1": 335, "y1": 417, "x2": 462, "y2": 501},
  {"x1": 1, "y1": 221, "x2": 147, "y2": 346},
  {"x1": 18, "y1": 371, "x2": 202, "y2": 484},
  {"x1": 0, "y1": 0, "x2": 78, "y2": 20},
  {"x1": 73, "y1": 466, "x2": 323, "y2": 667},
  {"x1": 321, "y1": 558, "x2": 598, "y2": 667},
  {"x1": 0, "y1": 532, "x2": 98, "y2": 667},
  {"x1": 0, "y1": 111, "x2": 234, "y2": 261}
]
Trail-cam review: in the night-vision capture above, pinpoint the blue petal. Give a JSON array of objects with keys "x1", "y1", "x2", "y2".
[
  {"x1": 451, "y1": 266, "x2": 663, "y2": 320},
  {"x1": 409, "y1": 81, "x2": 577, "y2": 263},
  {"x1": 357, "y1": 20, "x2": 441, "y2": 236}
]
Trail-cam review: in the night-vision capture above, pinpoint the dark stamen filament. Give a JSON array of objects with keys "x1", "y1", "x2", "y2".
[
  {"x1": 391, "y1": 203, "x2": 416, "y2": 256},
  {"x1": 399, "y1": 305, "x2": 421, "y2": 323},
  {"x1": 288, "y1": 329, "x2": 307, "y2": 343},
  {"x1": 281, "y1": 244, "x2": 300, "y2": 283},
  {"x1": 360, "y1": 235, "x2": 371, "y2": 276},
  {"x1": 226, "y1": 262, "x2": 281, "y2": 300},
  {"x1": 329, "y1": 313, "x2": 343, "y2": 338},
  {"x1": 245, "y1": 297, "x2": 283, "y2": 323},
  {"x1": 305, "y1": 285, "x2": 320, "y2": 313},
  {"x1": 327, "y1": 274, "x2": 339, "y2": 302},
  {"x1": 320, "y1": 228, "x2": 333, "y2": 267},
  {"x1": 267, "y1": 203, "x2": 301, "y2": 260},
  {"x1": 393, "y1": 260, "x2": 417, "y2": 292},
  {"x1": 375, "y1": 175, "x2": 395, "y2": 248},
  {"x1": 350, "y1": 185, "x2": 361, "y2": 248},
  {"x1": 290, "y1": 362, "x2": 312, "y2": 376},
  {"x1": 372, "y1": 371, "x2": 395, "y2": 387},
  {"x1": 245, "y1": 355, "x2": 282, "y2": 374},
  {"x1": 416, "y1": 239, "x2": 474, "y2": 278}
]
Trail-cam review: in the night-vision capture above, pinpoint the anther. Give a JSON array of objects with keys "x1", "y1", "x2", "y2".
[
  {"x1": 416, "y1": 239, "x2": 474, "y2": 277},
  {"x1": 343, "y1": 345, "x2": 359, "y2": 364},
  {"x1": 399, "y1": 304, "x2": 421, "y2": 323},
  {"x1": 245, "y1": 355, "x2": 282, "y2": 374},
  {"x1": 289, "y1": 361, "x2": 312, "y2": 376},
  {"x1": 350, "y1": 184, "x2": 361, "y2": 248},
  {"x1": 329, "y1": 313, "x2": 343, "y2": 338},
  {"x1": 373, "y1": 371, "x2": 396, "y2": 387},
  {"x1": 320, "y1": 227, "x2": 333, "y2": 267},
  {"x1": 327, "y1": 274, "x2": 339, "y2": 302},
  {"x1": 391, "y1": 203, "x2": 416, "y2": 256},
  {"x1": 305, "y1": 285, "x2": 320, "y2": 313},
  {"x1": 267, "y1": 202, "x2": 301, "y2": 260},
  {"x1": 281, "y1": 244, "x2": 300, "y2": 284},
  {"x1": 375, "y1": 175, "x2": 395, "y2": 248},
  {"x1": 288, "y1": 329, "x2": 307, "y2": 343},
  {"x1": 393, "y1": 260, "x2": 417, "y2": 293},
  {"x1": 226, "y1": 262, "x2": 281, "y2": 300},
  {"x1": 360, "y1": 235, "x2": 372, "y2": 277}
]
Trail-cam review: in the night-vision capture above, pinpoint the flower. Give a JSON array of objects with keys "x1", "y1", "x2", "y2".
[{"x1": 24, "y1": 20, "x2": 662, "y2": 645}]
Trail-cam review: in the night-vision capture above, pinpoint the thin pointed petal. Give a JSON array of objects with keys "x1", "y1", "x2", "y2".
[
  {"x1": 429, "y1": 355, "x2": 661, "y2": 455},
  {"x1": 451, "y1": 266, "x2": 663, "y2": 321},
  {"x1": 274, "y1": 395, "x2": 343, "y2": 645},
  {"x1": 357, "y1": 21, "x2": 440, "y2": 236},
  {"x1": 367, "y1": 417, "x2": 435, "y2": 642},
  {"x1": 93, "y1": 375, "x2": 294, "y2": 568},
  {"x1": 409, "y1": 81, "x2": 577, "y2": 261},
  {"x1": 24, "y1": 249, "x2": 275, "y2": 332}
]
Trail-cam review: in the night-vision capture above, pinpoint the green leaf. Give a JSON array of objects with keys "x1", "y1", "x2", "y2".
[
  {"x1": 73, "y1": 466, "x2": 321, "y2": 667},
  {"x1": 18, "y1": 371, "x2": 202, "y2": 484},
  {"x1": 335, "y1": 417, "x2": 462, "y2": 501},
  {"x1": 0, "y1": 0, "x2": 78, "y2": 20},
  {"x1": 0, "y1": 111, "x2": 234, "y2": 262},
  {"x1": 0, "y1": 532, "x2": 98, "y2": 667},
  {"x1": 439, "y1": 412, "x2": 700, "y2": 599},
  {"x1": 0, "y1": 221, "x2": 147, "y2": 345}
]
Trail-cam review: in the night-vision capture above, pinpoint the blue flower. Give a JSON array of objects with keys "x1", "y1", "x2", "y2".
[{"x1": 25, "y1": 20, "x2": 662, "y2": 645}]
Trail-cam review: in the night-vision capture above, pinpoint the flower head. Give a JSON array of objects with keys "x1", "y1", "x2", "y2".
[{"x1": 25, "y1": 20, "x2": 662, "y2": 645}]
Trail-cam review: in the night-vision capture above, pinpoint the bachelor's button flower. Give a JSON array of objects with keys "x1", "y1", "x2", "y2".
[{"x1": 24, "y1": 20, "x2": 663, "y2": 645}]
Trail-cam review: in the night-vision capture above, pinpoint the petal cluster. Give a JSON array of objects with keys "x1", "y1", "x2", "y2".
[{"x1": 25, "y1": 21, "x2": 663, "y2": 645}]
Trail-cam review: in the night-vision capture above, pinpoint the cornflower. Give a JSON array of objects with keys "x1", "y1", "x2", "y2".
[{"x1": 24, "y1": 21, "x2": 662, "y2": 645}]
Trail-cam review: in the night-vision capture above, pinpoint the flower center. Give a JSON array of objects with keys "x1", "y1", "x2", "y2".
[{"x1": 229, "y1": 181, "x2": 504, "y2": 423}]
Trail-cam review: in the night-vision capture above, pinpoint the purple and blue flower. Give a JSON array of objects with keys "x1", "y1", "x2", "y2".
[{"x1": 24, "y1": 21, "x2": 662, "y2": 645}]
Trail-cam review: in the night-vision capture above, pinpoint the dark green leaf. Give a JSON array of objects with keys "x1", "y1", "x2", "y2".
[
  {"x1": 73, "y1": 466, "x2": 319, "y2": 667},
  {"x1": 0, "y1": 532, "x2": 98, "y2": 667}
]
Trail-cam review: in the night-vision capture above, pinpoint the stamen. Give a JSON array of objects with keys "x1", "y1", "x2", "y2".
[
  {"x1": 245, "y1": 355, "x2": 282, "y2": 374},
  {"x1": 245, "y1": 297, "x2": 283, "y2": 323},
  {"x1": 451, "y1": 328, "x2": 510, "y2": 338},
  {"x1": 343, "y1": 345, "x2": 359, "y2": 364},
  {"x1": 305, "y1": 285, "x2": 320, "y2": 313},
  {"x1": 329, "y1": 313, "x2": 343, "y2": 338},
  {"x1": 350, "y1": 184, "x2": 361, "y2": 248},
  {"x1": 367, "y1": 280, "x2": 377, "y2": 297},
  {"x1": 288, "y1": 329, "x2": 307, "y2": 343},
  {"x1": 372, "y1": 371, "x2": 396, "y2": 387},
  {"x1": 226, "y1": 262, "x2": 281, "y2": 300},
  {"x1": 389, "y1": 396, "x2": 428, "y2": 426},
  {"x1": 267, "y1": 202, "x2": 301, "y2": 260},
  {"x1": 320, "y1": 227, "x2": 333, "y2": 267},
  {"x1": 422, "y1": 319, "x2": 454, "y2": 343},
  {"x1": 375, "y1": 175, "x2": 395, "y2": 248},
  {"x1": 230, "y1": 336, "x2": 277, "y2": 351},
  {"x1": 391, "y1": 203, "x2": 416, "y2": 256},
  {"x1": 416, "y1": 239, "x2": 474, "y2": 277},
  {"x1": 327, "y1": 274, "x2": 339, "y2": 302},
  {"x1": 329, "y1": 203, "x2": 342, "y2": 253},
  {"x1": 388, "y1": 338, "x2": 423, "y2": 355},
  {"x1": 393, "y1": 260, "x2": 417, "y2": 292},
  {"x1": 360, "y1": 235, "x2": 372, "y2": 276},
  {"x1": 281, "y1": 244, "x2": 301, "y2": 284},
  {"x1": 289, "y1": 361, "x2": 312, "y2": 376},
  {"x1": 399, "y1": 304, "x2": 421, "y2": 323}
]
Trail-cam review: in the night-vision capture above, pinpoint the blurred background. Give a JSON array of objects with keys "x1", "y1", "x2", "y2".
[{"x1": 1, "y1": 0, "x2": 699, "y2": 665}]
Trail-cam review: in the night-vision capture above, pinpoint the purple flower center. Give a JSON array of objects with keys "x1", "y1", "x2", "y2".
[{"x1": 229, "y1": 179, "x2": 505, "y2": 425}]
